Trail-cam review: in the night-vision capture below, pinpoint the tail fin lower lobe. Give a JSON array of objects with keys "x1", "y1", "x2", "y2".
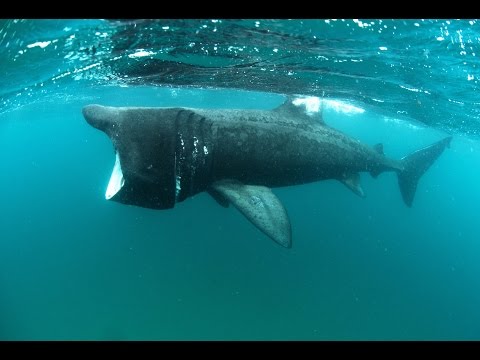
[{"x1": 397, "y1": 136, "x2": 452, "y2": 207}]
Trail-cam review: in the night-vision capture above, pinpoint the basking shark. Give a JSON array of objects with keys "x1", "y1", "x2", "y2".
[{"x1": 82, "y1": 98, "x2": 451, "y2": 248}]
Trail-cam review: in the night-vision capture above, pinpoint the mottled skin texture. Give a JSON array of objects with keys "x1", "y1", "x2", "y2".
[
  {"x1": 82, "y1": 101, "x2": 451, "y2": 247},
  {"x1": 192, "y1": 108, "x2": 401, "y2": 187},
  {"x1": 83, "y1": 102, "x2": 400, "y2": 208}
]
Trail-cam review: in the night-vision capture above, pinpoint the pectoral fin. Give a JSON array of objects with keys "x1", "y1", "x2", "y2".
[
  {"x1": 211, "y1": 180, "x2": 292, "y2": 248},
  {"x1": 208, "y1": 188, "x2": 230, "y2": 208}
]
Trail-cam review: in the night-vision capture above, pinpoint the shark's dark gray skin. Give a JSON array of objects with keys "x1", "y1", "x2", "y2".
[{"x1": 82, "y1": 99, "x2": 452, "y2": 248}]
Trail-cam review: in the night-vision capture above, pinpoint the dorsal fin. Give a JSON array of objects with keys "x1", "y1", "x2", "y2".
[
  {"x1": 273, "y1": 96, "x2": 325, "y2": 126},
  {"x1": 374, "y1": 143, "x2": 384, "y2": 155},
  {"x1": 273, "y1": 96, "x2": 306, "y2": 117}
]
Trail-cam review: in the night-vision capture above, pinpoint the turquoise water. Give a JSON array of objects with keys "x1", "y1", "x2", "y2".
[{"x1": 1, "y1": 19, "x2": 480, "y2": 340}]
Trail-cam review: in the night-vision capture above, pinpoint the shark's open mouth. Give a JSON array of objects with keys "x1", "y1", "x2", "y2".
[{"x1": 105, "y1": 152, "x2": 125, "y2": 200}]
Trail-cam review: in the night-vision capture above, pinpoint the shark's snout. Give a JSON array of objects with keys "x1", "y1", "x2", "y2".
[{"x1": 82, "y1": 104, "x2": 119, "y2": 134}]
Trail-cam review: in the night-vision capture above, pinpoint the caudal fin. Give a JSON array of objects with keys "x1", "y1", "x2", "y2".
[{"x1": 397, "y1": 136, "x2": 452, "y2": 207}]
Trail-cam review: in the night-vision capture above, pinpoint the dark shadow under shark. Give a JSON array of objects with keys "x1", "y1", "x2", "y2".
[{"x1": 82, "y1": 98, "x2": 452, "y2": 248}]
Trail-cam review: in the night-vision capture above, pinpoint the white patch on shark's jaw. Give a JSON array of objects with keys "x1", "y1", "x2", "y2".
[{"x1": 105, "y1": 152, "x2": 125, "y2": 200}]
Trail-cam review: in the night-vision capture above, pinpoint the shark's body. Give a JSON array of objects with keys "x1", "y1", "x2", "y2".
[{"x1": 82, "y1": 99, "x2": 451, "y2": 248}]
